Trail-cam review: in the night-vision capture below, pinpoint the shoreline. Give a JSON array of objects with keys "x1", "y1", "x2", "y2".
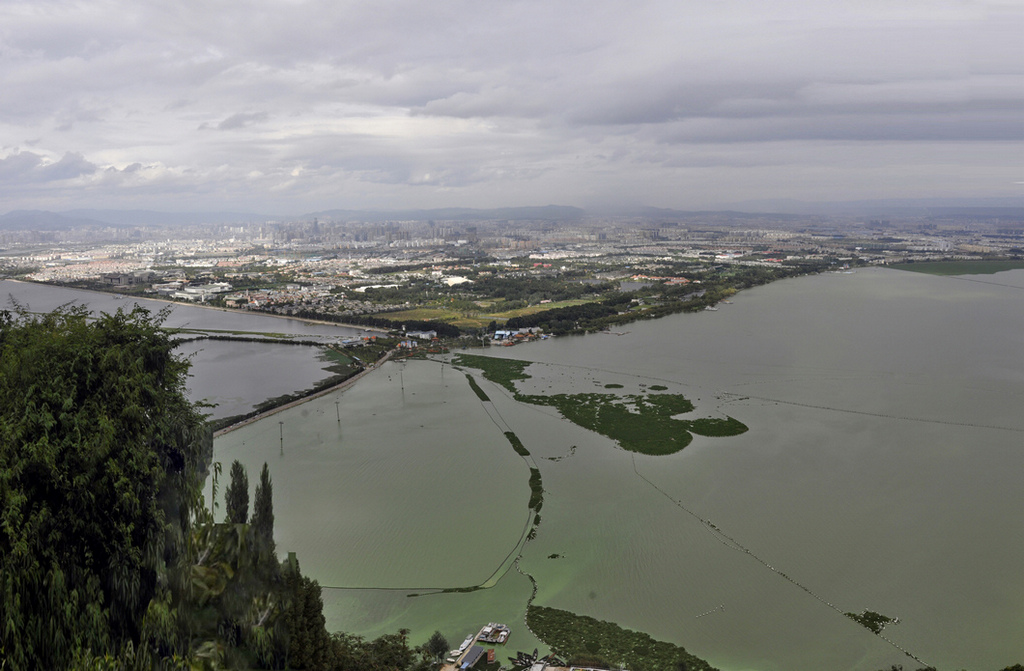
[
  {"x1": 6, "y1": 278, "x2": 390, "y2": 334},
  {"x1": 1, "y1": 280, "x2": 395, "y2": 438},
  {"x1": 212, "y1": 349, "x2": 395, "y2": 438}
]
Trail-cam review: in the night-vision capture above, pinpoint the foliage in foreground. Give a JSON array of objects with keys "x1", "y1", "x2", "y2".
[
  {"x1": 0, "y1": 306, "x2": 305, "y2": 668},
  {"x1": 527, "y1": 605, "x2": 717, "y2": 671},
  {"x1": 0, "y1": 306, "x2": 432, "y2": 671},
  {"x1": 0, "y1": 306, "x2": 214, "y2": 668}
]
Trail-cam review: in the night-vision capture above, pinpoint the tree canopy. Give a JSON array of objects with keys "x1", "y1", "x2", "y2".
[
  {"x1": 252, "y1": 462, "x2": 275, "y2": 559},
  {"x1": 0, "y1": 304, "x2": 508, "y2": 671},
  {"x1": 0, "y1": 305, "x2": 211, "y2": 668},
  {"x1": 225, "y1": 460, "x2": 250, "y2": 525}
]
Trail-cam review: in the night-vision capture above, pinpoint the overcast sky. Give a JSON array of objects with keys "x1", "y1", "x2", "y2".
[{"x1": 1, "y1": 0, "x2": 1021, "y2": 214}]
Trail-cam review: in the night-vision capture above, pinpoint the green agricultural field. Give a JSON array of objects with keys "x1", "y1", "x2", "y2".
[
  {"x1": 891, "y1": 259, "x2": 1024, "y2": 275},
  {"x1": 490, "y1": 298, "x2": 600, "y2": 319},
  {"x1": 384, "y1": 298, "x2": 605, "y2": 328},
  {"x1": 377, "y1": 307, "x2": 488, "y2": 329}
]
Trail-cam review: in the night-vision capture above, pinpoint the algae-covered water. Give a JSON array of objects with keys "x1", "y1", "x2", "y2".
[
  {"x1": 5, "y1": 271, "x2": 1021, "y2": 667},
  {"x1": 212, "y1": 267, "x2": 1024, "y2": 669},
  {"x1": 7, "y1": 272, "x2": 1022, "y2": 668}
]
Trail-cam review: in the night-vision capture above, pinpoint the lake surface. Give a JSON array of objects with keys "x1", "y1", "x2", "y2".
[
  {"x1": 215, "y1": 267, "x2": 1024, "y2": 670},
  {"x1": 176, "y1": 340, "x2": 343, "y2": 420},
  {"x1": 0, "y1": 279, "x2": 370, "y2": 338},
  {"x1": 8, "y1": 273, "x2": 1022, "y2": 669}
]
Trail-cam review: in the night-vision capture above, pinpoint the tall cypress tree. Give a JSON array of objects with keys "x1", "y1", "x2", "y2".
[
  {"x1": 252, "y1": 462, "x2": 275, "y2": 558},
  {"x1": 224, "y1": 460, "x2": 249, "y2": 524}
]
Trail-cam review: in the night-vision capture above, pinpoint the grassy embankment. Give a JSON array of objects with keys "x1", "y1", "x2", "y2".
[
  {"x1": 453, "y1": 353, "x2": 746, "y2": 456},
  {"x1": 171, "y1": 328, "x2": 323, "y2": 342},
  {"x1": 890, "y1": 259, "x2": 1024, "y2": 275},
  {"x1": 527, "y1": 605, "x2": 719, "y2": 671},
  {"x1": 381, "y1": 298, "x2": 598, "y2": 330},
  {"x1": 207, "y1": 338, "x2": 396, "y2": 432}
]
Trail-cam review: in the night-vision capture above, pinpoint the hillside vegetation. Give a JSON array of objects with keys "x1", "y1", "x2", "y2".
[{"x1": 0, "y1": 306, "x2": 432, "y2": 670}]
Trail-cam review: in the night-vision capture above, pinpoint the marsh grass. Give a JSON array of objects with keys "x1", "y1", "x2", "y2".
[
  {"x1": 526, "y1": 605, "x2": 718, "y2": 671},
  {"x1": 455, "y1": 354, "x2": 747, "y2": 456}
]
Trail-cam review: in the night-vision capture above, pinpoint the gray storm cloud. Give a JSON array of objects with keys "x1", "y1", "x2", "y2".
[{"x1": 0, "y1": 0, "x2": 1020, "y2": 212}]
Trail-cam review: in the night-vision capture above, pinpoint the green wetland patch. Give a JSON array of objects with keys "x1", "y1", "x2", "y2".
[
  {"x1": 456, "y1": 353, "x2": 531, "y2": 393},
  {"x1": 454, "y1": 353, "x2": 746, "y2": 456},
  {"x1": 845, "y1": 609, "x2": 897, "y2": 635},
  {"x1": 527, "y1": 605, "x2": 718, "y2": 671}
]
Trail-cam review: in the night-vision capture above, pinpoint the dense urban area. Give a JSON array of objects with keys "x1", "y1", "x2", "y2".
[{"x1": 3, "y1": 207, "x2": 1023, "y2": 338}]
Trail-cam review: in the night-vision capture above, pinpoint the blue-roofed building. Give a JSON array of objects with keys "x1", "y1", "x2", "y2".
[{"x1": 460, "y1": 645, "x2": 485, "y2": 669}]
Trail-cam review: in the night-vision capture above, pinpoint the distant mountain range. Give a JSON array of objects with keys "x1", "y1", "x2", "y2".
[
  {"x1": 0, "y1": 210, "x2": 112, "y2": 231},
  {"x1": 726, "y1": 196, "x2": 1024, "y2": 217},
  {"x1": 0, "y1": 209, "x2": 268, "y2": 231},
  {"x1": 0, "y1": 205, "x2": 585, "y2": 230},
  {"x1": 2, "y1": 198, "x2": 1022, "y2": 231},
  {"x1": 302, "y1": 205, "x2": 586, "y2": 223}
]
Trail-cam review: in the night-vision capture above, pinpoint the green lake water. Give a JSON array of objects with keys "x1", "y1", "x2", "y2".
[
  {"x1": 198, "y1": 268, "x2": 1024, "y2": 668},
  {"x1": 176, "y1": 340, "x2": 344, "y2": 420}
]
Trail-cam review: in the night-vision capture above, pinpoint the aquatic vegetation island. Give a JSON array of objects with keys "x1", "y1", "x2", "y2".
[
  {"x1": 527, "y1": 605, "x2": 718, "y2": 671},
  {"x1": 454, "y1": 353, "x2": 748, "y2": 455},
  {"x1": 846, "y1": 609, "x2": 898, "y2": 635}
]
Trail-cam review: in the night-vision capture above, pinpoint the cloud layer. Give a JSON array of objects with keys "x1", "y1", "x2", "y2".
[{"x1": 1, "y1": 0, "x2": 1021, "y2": 213}]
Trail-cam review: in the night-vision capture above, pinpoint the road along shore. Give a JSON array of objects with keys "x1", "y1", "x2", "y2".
[{"x1": 212, "y1": 349, "x2": 395, "y2": 437}]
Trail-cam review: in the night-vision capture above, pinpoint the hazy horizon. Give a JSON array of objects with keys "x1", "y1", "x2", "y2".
[{"x1": 1, "y1": 1, "x2": 1021, "y2": 215}]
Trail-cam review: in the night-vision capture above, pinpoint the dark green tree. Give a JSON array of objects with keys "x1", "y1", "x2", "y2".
[
  {"x1": 225, "y1": 459, "x2": 250, "y2": 524},
  {"x1": 424, "y1": 630, "x2": 449, "y2": 662},
  {"x1": 0, "y1": 305, "x2": 210, "y2": 669},
  {"x1": 253, "y1": 462, "x2": 276, "y2": 558},
  {"x1": 361, "y1": 629, "x2": 414, "y2": 671},
  {"x1": 282, "y1": 556, "x2": 335, "y2": 670}
]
